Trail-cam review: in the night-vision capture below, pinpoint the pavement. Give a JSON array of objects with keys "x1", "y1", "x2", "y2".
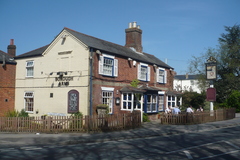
[{"x1": 0, "y1": 113, "x2": 240, "y2": 147}]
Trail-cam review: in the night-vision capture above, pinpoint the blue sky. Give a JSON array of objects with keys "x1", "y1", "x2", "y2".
[{"x1": 0, "y1": 0, "x2": 239, "y2": 74}]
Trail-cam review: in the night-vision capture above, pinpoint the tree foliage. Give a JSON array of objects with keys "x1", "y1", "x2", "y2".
[
  {"x1": 181, "y1": 91, "x2": 206, "y2": 110},
  {"x1": 188, "y1": 24, "x2": 240, "y2": 104},
  {"x1": 221, "y1": 90, "x2": 240, "y2": 113}
]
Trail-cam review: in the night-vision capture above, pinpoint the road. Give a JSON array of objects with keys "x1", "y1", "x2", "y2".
[{"x1": 0, "y1": 125, "x2": 239, "y2": 160}]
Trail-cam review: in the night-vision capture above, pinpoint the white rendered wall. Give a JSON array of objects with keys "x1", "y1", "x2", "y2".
[{"x1": 15, "y1": 30, "x2": 90, "y2": 116}]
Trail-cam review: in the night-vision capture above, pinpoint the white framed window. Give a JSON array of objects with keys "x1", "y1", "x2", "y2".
[
  {"x1": 146, "y1": 94, "x2": 158, "y2": 113},
  {"x1": 157, "y1": 67, "x2": 167, "y2": 83},
  {"x1": 122, "y1": 93, "x2": 133, "y2": 110},
  {"x1": 122, "y1": 93, "x2": 142, "y2": 111},
  {"x1": 101, "y1": 87, "x2": 114, "y2": 114},
  {"x1": 168, "y1": 95, "x2": 176, "y2": 108},
  {"x1": 26, "y1": 61, "x2": 34, "y2": 77},
  {"x1": 24, "y1": 92, "x2": 34, "y2": 112},
  {"x1": 99, "y1": 54, "x2": 118, "y2": 77},
  {"x1": 158, "y1": 95, "x2": 164, "y2": 111},
  {"x1": 138, "y1": 63, "x2": 150, "y2": 81}
]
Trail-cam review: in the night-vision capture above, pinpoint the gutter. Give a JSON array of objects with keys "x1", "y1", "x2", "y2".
[{"x1": 89, "y1": 48, "x2": 93, "y2": 115}]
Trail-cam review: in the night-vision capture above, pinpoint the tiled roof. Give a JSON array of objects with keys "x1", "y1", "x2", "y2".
[
  {"x1": 14, "y1": 45, "x2": 49, "y2": 59},
  {"x1": 65, "y1": 28, "x2": 173, "y2": 69},
  {"x1": 174, "y1": 75, "x2": 199, "y2": 80},
  {"x1": 0, "y1": 50, "x2": 16, "y2": 64},
  {"x1": 120, "y1": 85, "x2": 162, "y2": 93},
  {"x1": 15, "y1": 27, "x2": 173, "y2": 69},
  {"x1": 120, "y1": 86, "x2": 145, "y2": 93}
]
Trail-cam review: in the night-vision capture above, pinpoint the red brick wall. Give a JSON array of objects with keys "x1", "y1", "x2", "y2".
[
  {"x1": 0, "y1": 64, "x2": 16, "y2": 116},
  {"x1": 91, "y1": 52, "x2": 174, "y2": 116}
]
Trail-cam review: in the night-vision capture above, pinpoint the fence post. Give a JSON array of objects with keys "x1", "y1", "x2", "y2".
[{"x1": 47, "y1": 117, "x2": 51, "y2": 131}]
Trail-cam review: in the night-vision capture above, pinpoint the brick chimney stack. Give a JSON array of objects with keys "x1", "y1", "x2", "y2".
[
  {"x1": 125, "y1": 22, "x2": 143, "y2": 53},
  {"x1": 7, "y1": 39, "x2": 16, "y2": 57}
]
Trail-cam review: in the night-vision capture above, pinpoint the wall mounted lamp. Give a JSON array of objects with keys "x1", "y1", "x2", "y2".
[
  {"x1": 96, "y1": 50, "x2": 101, "y2": 55},
  {"x1": 115, "y1": 97, "x2": 120, "y2": 105}
]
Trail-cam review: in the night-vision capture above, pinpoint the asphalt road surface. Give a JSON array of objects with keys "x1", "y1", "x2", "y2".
[{"x1": 0, "y1": 125, "x2": 240, "y2": 160}]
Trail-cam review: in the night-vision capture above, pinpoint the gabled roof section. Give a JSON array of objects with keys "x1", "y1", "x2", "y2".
[
  {"x1": 174, "y1": 75, "x2": 200, "y2": 80},
  {"x1": 15, "y1": 45, "x2": 49, "y2": 59},
  {"x1": 0, "y1": 50, "x2": 16, "y2": 64},
  {"x1": 14, "y1": 27, "x2": 173, "y2": 69},
  {"x1": 64, "y1": 27, "x2": 173, "y2": 69}
]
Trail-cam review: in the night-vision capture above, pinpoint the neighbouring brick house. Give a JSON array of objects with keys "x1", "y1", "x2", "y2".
[
  {"x1": 0, "y1": 40, "x2": 17, "y2": 116},
  {"x1": 14, "y1": 22, "x2": 178, "y2": 120}
]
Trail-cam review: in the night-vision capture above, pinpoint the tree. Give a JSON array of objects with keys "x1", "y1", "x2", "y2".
[
  {"x1": 222, "y1": 90, "x2": 240, "y2": 112},
  {"x1": 188, "y1": 24, "x2": 240, "y2": 104},
  {"x1": 181, "y1": 91, "x2": 206, "y2": 110}
]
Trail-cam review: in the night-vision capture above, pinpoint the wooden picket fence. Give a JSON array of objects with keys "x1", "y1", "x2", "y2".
[
  {"x1": 0, "y1": 111, "x2": 141, "y2": 133},
  {"x1": 160, "y1": 108, "x2": 236, "y2": 125}
]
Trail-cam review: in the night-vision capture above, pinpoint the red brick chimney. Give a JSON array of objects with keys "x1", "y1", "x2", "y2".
[
  {"x1": 7, "y1": 39, "x2": 16, "y2": 57},
  {"x1": 125, "y1": 22, "x2": 143, "y2": 53}
]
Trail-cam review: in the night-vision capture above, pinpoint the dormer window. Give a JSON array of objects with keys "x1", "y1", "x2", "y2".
[{"x1": 99, "y1": 54, "x2": 118, "y2": 77}]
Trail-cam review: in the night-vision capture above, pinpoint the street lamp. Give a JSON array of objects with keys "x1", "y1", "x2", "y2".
[{"x1": 205, "y1": 56, "x2": 217, "y2": 113}]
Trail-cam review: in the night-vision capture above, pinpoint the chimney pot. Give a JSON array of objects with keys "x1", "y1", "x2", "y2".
[
  {"x1": 133, "y1": 21, "x2": 137, "y2": 28},
  {"x1": 128, "y1": 22, "x2": 132, "y2": 28},
  {"x1": 10, "y1": 39, "x2": 14, "y2": 45}
]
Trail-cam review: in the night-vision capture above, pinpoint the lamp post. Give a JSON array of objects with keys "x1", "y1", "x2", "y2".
[{"x1": 205, "y1": 56, "x2": 217, "y2": 113}]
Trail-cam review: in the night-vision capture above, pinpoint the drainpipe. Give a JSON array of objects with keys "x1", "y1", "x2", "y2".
[{"x1": 89, "y1": 48, "x2": 93, "y2": 115}]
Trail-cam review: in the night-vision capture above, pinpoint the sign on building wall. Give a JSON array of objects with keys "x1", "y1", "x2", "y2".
[
  {"x1": 206, "y1": 88, "x2": 216, "y2": 102},
  {"x1": 68, "y1": 90, "x2": 79, "y2": 113}
]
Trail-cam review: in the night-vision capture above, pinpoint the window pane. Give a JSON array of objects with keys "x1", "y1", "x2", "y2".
[
  {"x1": 123, "y1": 102, "x2": 127, "y2": 109},
  {"x1": 158, "y1": 95, "x2": 164, "y2": 111},
  {"x1": 26, "y1": 61, "x2": 34, "y2": 77},
  {"x1": 172, "y1": 102, "x2": 175, "y2": 107},
  {"x1": 25, "y1": 92, "x2": 33, "y2": 97},
  {"x1": 158, "y1": 70, "x2": 164, "y2": 83},
  {"x1": 168, "y1": 96, "x2": 171, "y2": 100},
  {"x1": 103, "y1": 58, "x2": 113, "y2": 76},
  {"x1": 123, "y1": 94, "x2": 127, "y2": 100},
  {"x1": 26, "y1": 61, "x2": 34, "y2": 67},
  {"x1": 140, "y1": 66, "x2": 147, "y2": 80},
  {"x1": 147, "y1": 95, "x2": 151, "y2": 102},
  {"x1": 128, "y1": 94, "x2": 132, "y2": 100},
  {"x1": 147, "y1": 104, "x2": 151, "y2": 111},
  {"x1": 25, "y1": 98, "x2": 34, "y2": 112},
  {"x1": 128, "y1": 102, "x2": 131, "y2": 109}
]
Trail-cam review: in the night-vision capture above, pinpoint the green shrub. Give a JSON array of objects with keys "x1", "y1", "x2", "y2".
[
  {"x1": 70, "y1": 111, "x2": 83, "y2": 129},
  {"x1": 4, "y1": 109, "x2": 29, "y2": 117},
  {"x1": 143, "y1": 113, "x2": 150, "y2": 122},
  {"x1": 18, "y1": 109, "x2": 29, "y2": 117},
  {"x1": 221, "y1": 90, "x2": 240, "y2": 112},
  {"x1": 96, "y1": 104, "x2": 109, "y2": 114}
]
